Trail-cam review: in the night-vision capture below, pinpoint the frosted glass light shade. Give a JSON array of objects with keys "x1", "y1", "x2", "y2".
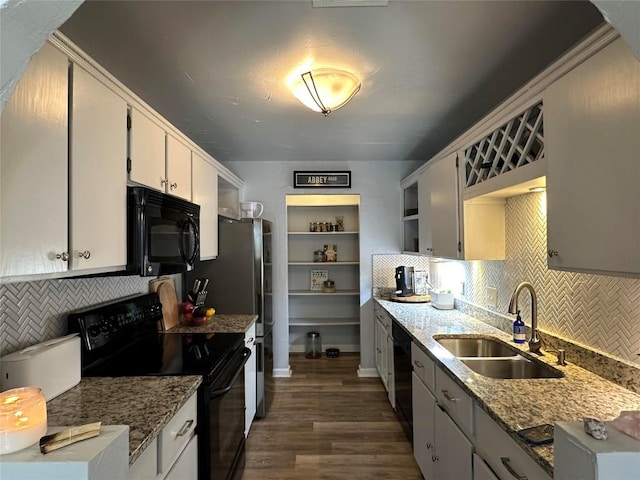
[
  {"x1": 291, "y1": 68, "x2": 361, "y2": 116},
  {"x1": 0, "y1": 387, "x2": 47, "y2": 455}
]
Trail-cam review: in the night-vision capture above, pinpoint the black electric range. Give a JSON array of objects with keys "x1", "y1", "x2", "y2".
[{"x1": 68, "y1": 292, "x2": 249, "y2": 480}]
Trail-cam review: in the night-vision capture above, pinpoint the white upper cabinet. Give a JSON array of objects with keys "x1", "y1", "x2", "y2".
[
  {"x1": 0, "y1": 43, "x2": 69, "y2": 277},
  {"x1": 70, "y1": 64, "x2": 128, "y2": 271},
  {"x1": 166, "y1": 134, "x2": 192, "y2": 201},
  {"x1": 192, "y1": 152, "x2": 218, "y2": 259},
  {"x1": 419, "y1": 152, "x2": 460, "y2": 259},
  {"x1": 544, "y1": 37, "x2": 640, "y2": 276},
  {"x1": 129, "y1": 107, "x2": 192, "y2": 201},
  {"x1": 129, "y1": 107, "x2": 166, "y2": 192}
]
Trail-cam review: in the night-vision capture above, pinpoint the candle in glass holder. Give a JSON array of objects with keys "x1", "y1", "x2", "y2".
[{"x1": 0, "y1": 387, "x2": 47, "y2": 455}]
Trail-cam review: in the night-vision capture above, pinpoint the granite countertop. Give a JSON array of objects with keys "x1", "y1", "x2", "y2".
[
  {"x1": 376, "y1": 298, "x2": 640, "y2": 477},
  {"x1": 46, "y1": 375, "x2": 202, "y2": 465},
  {"x1": 167, "y1": 313, "x2": 257, "y2": 334}
]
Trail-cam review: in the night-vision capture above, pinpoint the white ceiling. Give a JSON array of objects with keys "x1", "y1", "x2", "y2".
[{"x1": 59, "y1": 0, "x2": 603, "y2": 164}]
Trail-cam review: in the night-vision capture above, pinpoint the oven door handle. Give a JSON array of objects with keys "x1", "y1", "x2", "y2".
[{"x1": 210, "y1": 347, "x2": 251, "y2": 398}]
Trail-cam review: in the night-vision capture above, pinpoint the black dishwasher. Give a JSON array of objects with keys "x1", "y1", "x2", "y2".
[{"x1": 392, "y1": 321, "x2": 413, "y2": 441}]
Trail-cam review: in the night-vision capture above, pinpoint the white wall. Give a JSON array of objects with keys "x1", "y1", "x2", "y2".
[{"x1": 227, "y1": 160, "x2": 420, "y2": 373}]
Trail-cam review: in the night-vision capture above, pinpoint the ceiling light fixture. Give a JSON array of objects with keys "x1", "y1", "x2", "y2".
[{"x1": 291, "y1": 68, "x2": 361, "y2": 117}]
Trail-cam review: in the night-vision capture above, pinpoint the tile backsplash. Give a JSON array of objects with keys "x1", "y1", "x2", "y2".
[
  {"x1": 373, "y1": 193, "x2": 640, "y2": 365},
  {"x1": 1, "y1": 275, "x2": 155, "y2": 355},
  {"x1": 437, "y1": 192, "x2": 640, "y2": 364}
]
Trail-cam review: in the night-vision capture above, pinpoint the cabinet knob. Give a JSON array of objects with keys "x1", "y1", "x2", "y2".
[
  {"x1": 170, "y1": 182, "x2": 178, "y2": 189},
  {"x1": 426, "y1": 442, "x2": 432, "y2": 450},
  {"x1": 55, "y1": 252, "x2": 69, "y2": 262},
  {"x1": 160, "y1": 178, "x2": 168, "y2": 186},
  {"x1": 548, "y1": 249, "x2": 559, "y2": 258},
  {"x1": 77, "y1": 250, "x2": 91, "y2": 259},
  {"x1": 431, "y1": 455, "x2": 438, "y2": 462}
]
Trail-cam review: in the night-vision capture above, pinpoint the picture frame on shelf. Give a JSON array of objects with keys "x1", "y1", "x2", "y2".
[{"x1": 310, "y1": 270, "x2": 329, "y2": 290}]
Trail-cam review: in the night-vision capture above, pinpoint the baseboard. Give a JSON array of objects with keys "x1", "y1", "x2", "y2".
[
  {"x1": 357, "y1": 366, "x2": 379, "y2": 378},
  {"x1": 273, "y1": 366, "x2": 292, "y2": 378}
]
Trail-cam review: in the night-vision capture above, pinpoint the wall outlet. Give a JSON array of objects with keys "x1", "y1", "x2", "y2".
[{"x1": 487, "y1": 287, "x2": 498, "y2": 308}]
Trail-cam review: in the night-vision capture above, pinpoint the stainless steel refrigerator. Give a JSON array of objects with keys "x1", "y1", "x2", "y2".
[{"x1": 186, "y1": 217, "x2": 273, "y2": 418}]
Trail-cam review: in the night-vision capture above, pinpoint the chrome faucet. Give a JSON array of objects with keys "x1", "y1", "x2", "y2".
[{"x1": 508, "y1": 282, "x2": 542, "y2": 354}]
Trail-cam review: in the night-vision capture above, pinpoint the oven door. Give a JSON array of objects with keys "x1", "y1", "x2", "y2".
[{"x1": 200, "y1": 346, "x2": 251, "y2": 480}]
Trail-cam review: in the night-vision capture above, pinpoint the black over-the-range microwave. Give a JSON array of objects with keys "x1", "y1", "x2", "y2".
[{"x1": 127, "y1": 186, "x2": 200, "y2": 276}]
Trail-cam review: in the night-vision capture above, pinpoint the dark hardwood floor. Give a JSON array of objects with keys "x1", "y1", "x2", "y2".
[{"x1": 242, "y1": 353, "x2": 423, "y2": 479}]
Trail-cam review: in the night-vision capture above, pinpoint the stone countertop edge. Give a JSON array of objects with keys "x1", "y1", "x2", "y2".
[
  {"x1": 46, "y1": 375, "x2": 202, "y2": 465},
  {"x1": 375, "y1": 298, "x2": 640, "y2": 477},
  {"x1": 167, "y1": 313, "x2": 258, "y2": 334}
]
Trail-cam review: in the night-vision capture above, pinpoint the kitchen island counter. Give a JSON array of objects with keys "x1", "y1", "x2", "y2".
[
  {"x1": 168, "y1": 313, "x2": 257, "y2": 334},
  {"x1": 46, "y1": 375, "x2": 201, "y2": 465},
  {"x1": 376, "y1": 298, "x2": 640, "y2": 477}
]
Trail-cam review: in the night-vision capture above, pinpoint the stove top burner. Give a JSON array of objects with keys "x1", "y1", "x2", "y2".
[{"x1": 68, "y1": 293, "x2": 243, "y2": 384}]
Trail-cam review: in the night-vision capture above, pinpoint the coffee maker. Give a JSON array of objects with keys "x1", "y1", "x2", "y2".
[{"x1": 395, "y1": 266, "x2": 415, "y2": 297}]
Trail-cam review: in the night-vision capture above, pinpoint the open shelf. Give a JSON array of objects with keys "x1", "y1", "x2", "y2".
[
  {"x1": 288, "y1": 289, "x2": 360, "y2": 296},
  {"x1": 288, "y1": 261, "x2": 359, "y2": 266},
  {"x1": 289, "y1": 317, "x2": 360, "y2": 327}
]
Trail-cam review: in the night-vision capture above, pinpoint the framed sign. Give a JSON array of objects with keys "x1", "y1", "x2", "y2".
[{"x1": 293, "y1": 171, "x2": 351, "y2": 188}]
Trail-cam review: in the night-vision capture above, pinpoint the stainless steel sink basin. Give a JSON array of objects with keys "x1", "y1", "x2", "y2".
[
  {"x1": 435, "y1": 336, "x2": 518, "y2": 357},
  {"x1": 434, "y1": 335, "x2": 565, "y2": 379},
  {"x1": 460, "y1": 357, "x2": 564, "y2": 379}
]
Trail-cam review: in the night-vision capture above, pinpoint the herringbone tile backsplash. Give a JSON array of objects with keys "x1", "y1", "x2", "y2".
[
  {"x1": 1, "y1": 276, "x2": 151, "y2": 355},
  {"x1": 430, "y1": 192, "x2": 640, "y2": 363}
]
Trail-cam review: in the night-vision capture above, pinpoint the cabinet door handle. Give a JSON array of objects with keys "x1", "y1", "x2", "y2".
[
  {"x1": 161, "y1": 178, "x2": 168, "y2": 186},
  {"x1": 500, "y1": 457, "x2": 528, "y2": 480},
  {"x1": 170, "y1": 182, "x2": 178, "y2": 189},
  {"x1": 441, "y1": 389, "x2": 458, "y2": 402},
  {"x1": 55, "y1": 252, "x2": 69, "y2": 262},
  {"x1": 426, "y1": 442, "x2": 432, "y2": 450},
  {"x1": 77, "y1": 250, "x2": 91, "y2": 259},
  {"x1": 413, "y1": 360, "x2": 424, "y2": 368},
  {"x1": 547, "y1": 249, "x2": 559, "y2": 258},
  {"x1": 176, "y1": 419, "x2": 194, "y2": 438},
  {"x1": 431, "y1": 455, "x2": 438, "y2": 462}
]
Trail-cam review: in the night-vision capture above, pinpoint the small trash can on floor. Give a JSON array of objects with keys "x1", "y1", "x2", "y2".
[{"x1": 305, "y1": 331, "x2": 322, "y2": 359}]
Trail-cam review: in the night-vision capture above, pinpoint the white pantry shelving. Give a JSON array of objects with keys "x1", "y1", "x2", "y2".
[{"x1": 286, "y1": 194, "x2": 360, "y2": 353}]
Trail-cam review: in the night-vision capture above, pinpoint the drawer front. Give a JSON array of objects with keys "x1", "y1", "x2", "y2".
[
  {"x1": 128, "y1": 437, "x2": 157, "y2": 480},
  {"x1": 374, "y1": 304, "x2": 392, "y2": 330},
  {"x1": 475, "y1": 406, "x2": 552, "y2": 480},
  {"x1": 435, "y1": 366, "x2": 474, "y2": 436},
  {"x1": 411, "y1": 341, "x2": 435, "y2": 391},
  {"x1": 159, "y1": 392, "x2": 198, "y2": 476}
]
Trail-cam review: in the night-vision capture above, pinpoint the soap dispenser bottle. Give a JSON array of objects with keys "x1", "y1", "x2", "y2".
[{"x1": 513, "y1": 310, "x2": 526, "y2": 344}]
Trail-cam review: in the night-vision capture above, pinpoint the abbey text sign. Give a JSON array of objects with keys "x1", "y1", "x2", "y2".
[{"x1": 293, "y1": 171, "x2": 351, "y2": 188}]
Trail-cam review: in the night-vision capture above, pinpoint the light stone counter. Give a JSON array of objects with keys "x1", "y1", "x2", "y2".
[
  {"x1": 167, "y1": 313, "x2": 257, "y2": 334},
  {"x1": 46, "y1": 375, "x2": 202, "y2": 465},
  {"x1": 376, "y1": 298, "x2": 640, "y2": 477}
]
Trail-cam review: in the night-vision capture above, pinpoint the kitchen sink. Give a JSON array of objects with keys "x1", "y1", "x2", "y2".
[
  {"x1": 435, "y1": 336, "x2": 519, "y2": 357},
  {"x1": 434, "y1": 335, "x2": 565, "y2": 379},
  {"x1": 460, "y1": 357, "x2": 564, "y2": 379}
]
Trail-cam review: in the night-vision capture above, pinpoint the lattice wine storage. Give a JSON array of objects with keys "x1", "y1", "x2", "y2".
[{"x1": 464, "y1": 102, "x2": 544, "y2": 187}]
